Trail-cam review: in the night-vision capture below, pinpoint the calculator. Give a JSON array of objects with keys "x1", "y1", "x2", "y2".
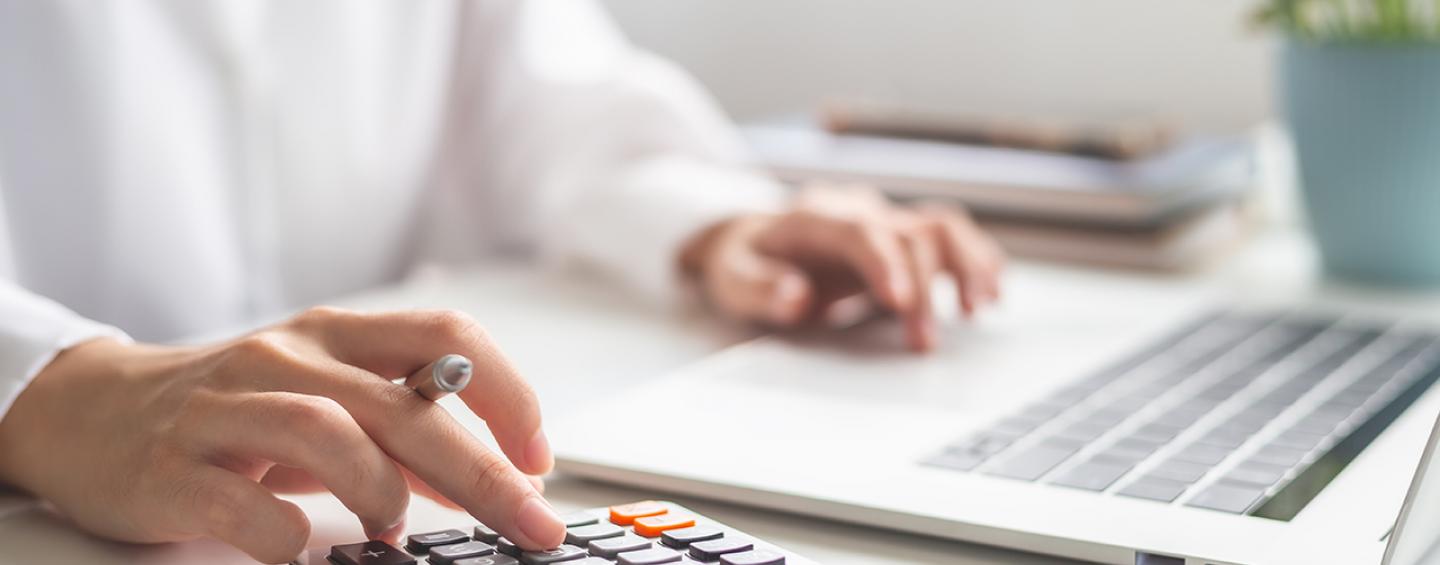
[{"x1": 291, "y1": 500, "x2": 816, "y2": 565}]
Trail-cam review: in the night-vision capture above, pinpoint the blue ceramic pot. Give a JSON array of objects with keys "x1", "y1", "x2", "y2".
[{"x1": 1283, "y1": 39, "x2": 1440, "y2": 285}]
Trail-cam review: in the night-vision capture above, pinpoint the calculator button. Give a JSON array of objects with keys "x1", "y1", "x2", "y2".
[
  {"x1": 569, "y1": 559, "x2": 612, "y2": 565},
  {"x1": 588, "y1": 534, "x2": 652, "y2": 559},
  {"x1": 497, "y1": 538, "x2": 521, "y2": 556},
  {"x1": 519, "y1": 544, "x2": 588, "y2": 564},
  {"x1": 455, "y1": 556, "x2": 519, "y2": 565},
  {"x1": 406, "y1": 529, "x2": 470, "y2": 553},
  {"x1": 634, "y1": 514, "x2": 696, "y2": 537},
  {"x1": 473, "y1": 524, "x2": 501, "y2": 544},
  {"x1": 329, "y1": 540, "x2": 416, "y2": 565},
  {"x1": 559, "y1": 511, "x2": 600, "y2": 528},
  {"x1": 610, "y1": 501, "x2": 670, "y2": 525},
  {"x1": 565, "y1": 522, "x2": 625, "y2": 546},
  {"x1": 719, "y1": 549, "x2": 785, "y2": 565},
  {"x1": 617, "y1": 547, "x2": 683, "y2": 565},
  {"x1": 428, "y1": 541, "x2": 497, "y2": 564},
  {"x1": 688, "y1": 537, "x2": 753, "y2": 561},
  {"x1": 660, "y1": 525, "x2": 723, "y2": 548}
]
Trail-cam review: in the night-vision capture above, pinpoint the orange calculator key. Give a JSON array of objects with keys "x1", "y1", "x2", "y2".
[
  {"x1": 633, "y1": 514, "x2": 696, "y2": 537},
  {"x1": 609, "y1": 500, "x2": 669, "y2": 525}
]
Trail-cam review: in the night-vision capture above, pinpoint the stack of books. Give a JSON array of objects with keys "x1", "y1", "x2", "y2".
[{"x1": 742, "y1": 112, "x2": 1258, "y2": 271}]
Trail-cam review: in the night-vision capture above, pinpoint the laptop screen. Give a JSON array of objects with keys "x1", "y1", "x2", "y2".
[{"x1": 1384, "y1": 412, "x2": 1440, "y2": 565}]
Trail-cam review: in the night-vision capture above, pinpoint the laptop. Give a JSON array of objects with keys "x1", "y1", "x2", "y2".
[{"x1": 552, "y1": 270, "x2": 1440, "y2": 564}]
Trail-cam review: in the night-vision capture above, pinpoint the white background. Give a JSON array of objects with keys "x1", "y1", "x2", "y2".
[{"x1": 602, "y1": 0, "x2": 1274, "y2": 132}]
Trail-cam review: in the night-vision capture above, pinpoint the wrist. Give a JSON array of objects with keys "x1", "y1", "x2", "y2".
[{"x1": 0, "y1": 338, "x2": 133, "y2": 494}]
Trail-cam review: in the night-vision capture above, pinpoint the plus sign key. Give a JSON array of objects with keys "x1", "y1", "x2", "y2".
[{"x1": 330, "y1": 540, "x2": 417, "y2": 565}]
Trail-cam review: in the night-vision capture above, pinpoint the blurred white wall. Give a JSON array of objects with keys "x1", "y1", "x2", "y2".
[{"x1": 601, "y1": 0, "x2": 1275, "y2": 132}]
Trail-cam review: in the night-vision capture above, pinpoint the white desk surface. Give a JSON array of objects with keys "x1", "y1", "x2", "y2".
[{"x1": 3, "y1": 227, "x2": 1436, "y2": 564}]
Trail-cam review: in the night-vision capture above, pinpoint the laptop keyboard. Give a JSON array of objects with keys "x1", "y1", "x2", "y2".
[
  {"x1": 290, "y1": 501, "x2": 815, "y2": 565},
  {"x1": 923, "y1": 311, "x2": 1440, "y2": 519}
]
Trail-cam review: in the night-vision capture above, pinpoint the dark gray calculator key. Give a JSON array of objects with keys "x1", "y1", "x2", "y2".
[
  {"x1": 1049, "y1": 460, "x2": 1133, "y2": 491},
  {"x1": 661, "y1": 524, "x2": 724, "y2": 548},
  {"x1": 497, "y1": 538, "x2": 521, "y2": 557},
  {"x1": 590, "y1": 534, "x2": 652, "y2": 559},
  {"x1": 330, "y1": 541, "x2": 417, "y2": 565},
  {"x1": 559, "y1": 511, "x2": 600, "y2": 528},
  {"x1": 455, "y1": 556, "x2": 520, "y2": 565},
  {"x1": 565, "y1": 522, "x2": 625, "y2": 546},
  {"x1": 985, "y1": 442, "x2": 1079, "y2": 481},
  {"x1": 519, "y1": 544, "x2": 588, "y2": 565},
  {"x1": 689, "y1": 537, "x2": 754, "y2": 561},
  {"x1": 1149, "y1": 459, "x2": 1210, "y2": 483},
  {"x1": 473, "y1": 525, "x2": 501, "y2": 544},
  {"x1": 408, "y1": 530, "x2": 471, "y2": 553},
  {"x1": 430, "y1": 541, "x2": 497, "y2": 565},
  {"x1": 1117, "y1": 477, "x2": 1190, "y2": 503},
  {"x1": 718, "y1": 549, "x2": 785, "y2": 565},
  {"x1": 1171, "y1": 443, "x2": 1232, "y2": 466},
  {"x1": 617, "y1": 547, "x2": 684, "y2": 565},
  {"x1": 1186, "y1": 481, "x2": 1267, "y2": 514}
]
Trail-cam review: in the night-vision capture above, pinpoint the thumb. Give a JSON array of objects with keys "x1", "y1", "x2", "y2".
[{"x1": 707, "y1": 248, "x2": 814, "y2": 327}]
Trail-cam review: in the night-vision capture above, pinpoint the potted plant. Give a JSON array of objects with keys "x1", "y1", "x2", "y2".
[{"x1": 1259, "y1": 0, "x2": 1440, "y2": 285}]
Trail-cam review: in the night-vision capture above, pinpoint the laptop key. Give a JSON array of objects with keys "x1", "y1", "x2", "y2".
[
  {"x1": 1172, "y1": 443, "x2": 1232, "y2": 466},
  {"x1": 617, "y1": 547, "x2": 683, "y2": 565},
  {"x1": 519, "y1": 545, "x2": 587, "y2": 565},
  {"x1": 590, "y1": 534, "x2": 652, "y2": 559},
  {"x1": 1248, "y1": 445, "x2": 1309, "y2": 467},
  {"x1": 1187, "y1": 482, "x2": 1267, "y2": 514},
  {"x1": 430, "y1": 542, "x2": 498, "y2": 565},
  {"x1": 986, "y1": 441, "x2": 1079, "y2": 481},
  {"x1": 689, "y1": 537, "x2": 754, "y2": 562},
  {"x1": 1225, "y1": 462, "x2": 1289, "y2": 487},
  {"x1": 1117, "y1": 477, "x2": 1189, "y2": 502},
  {"x1": 329, "y1": 541, "x2": 416, "y2": 565},
  {"x1": 719, "y1": 550, "x2": 786, "y2": 565},
  {"x1": 566, "y1": 522, "x2": 625, "y2": 546},
  {"x1": 1050, "y1": 460, "x2": 1133, "y2": 491},
  {"x1": 1148, "y1": 459, "x2": 1211, "y2": 484}
]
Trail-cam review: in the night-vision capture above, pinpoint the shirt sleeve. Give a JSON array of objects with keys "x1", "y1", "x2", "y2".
[
  {"x1": 444, "y1": 0, "x2": 787, "y2": 303},
  {"x1": 0, "y1": 190, "x2": 129, "y2": 420}
]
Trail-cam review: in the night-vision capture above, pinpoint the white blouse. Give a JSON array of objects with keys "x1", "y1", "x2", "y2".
[{"x1": 0, "y1": 0, "x2": 783, "y2": 418}]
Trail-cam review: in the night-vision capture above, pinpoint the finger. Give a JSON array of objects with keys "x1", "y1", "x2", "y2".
[
  {"x1": 261, "y1": 465, "x2": 326, "y2": 494},
  {"x1": 899, "y1": 229, "x2": 940, "y2": 352},
  {"x1": 174, "y1": 466, "x2": 310, "y2": 564},
  {"x1": 223, "y1": 340, "x2": 565, "y2": 551},
  {"x1": 191, "y1": 392, "x2": 409, "y2": 540},
  {"x1": 400, "y1": 466, "x2": 463, "y2": 511},
  {"x1": 705, "y1": 242, "x2": 815, "y2": 327},
  {"x1": 834, "y1": 219, "x2": 914, "y2": 312},
  {"x1": 294, "y1": 308, "x2": 550, "y2": 477},
  {"x1": 931, "y1": 210, "x2": 994, "y2": 317}
]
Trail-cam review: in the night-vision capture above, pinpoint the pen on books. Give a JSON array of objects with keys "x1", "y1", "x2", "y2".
[{"x1": 405, "y1": 353, "x2": 473, "y2": 401}]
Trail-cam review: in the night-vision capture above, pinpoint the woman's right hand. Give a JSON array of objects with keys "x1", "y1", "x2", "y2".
[{"x1": 0, "y1": 307, "x2": 566, "y2": 563}]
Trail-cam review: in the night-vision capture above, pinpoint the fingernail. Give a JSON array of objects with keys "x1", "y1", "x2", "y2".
[
  {"x1": 516, "y1": 496, "x2": 564, "y2": 549},
  {"x1": 366, "y1": 518, "x2": 405, "y2": 543},
  {"x1": 526, "y1": 430, "x2": 553, "y2": 475}
]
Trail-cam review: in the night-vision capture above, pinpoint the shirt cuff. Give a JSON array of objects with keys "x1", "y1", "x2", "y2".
[
  {"x1": 0, "y1": 285, "x2": 130, "y2": 420},
  {"x1": 554, "y1": 155, "x2": 788, "y2": 306}
]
